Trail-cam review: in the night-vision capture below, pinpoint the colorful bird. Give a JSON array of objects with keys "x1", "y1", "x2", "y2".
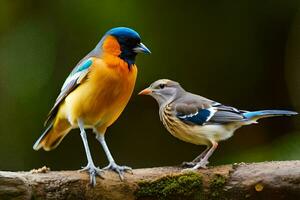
[
  {"x1": 33, "y1": 27, "x2": 151, "y2": 185},
  {"x1": 139, "y1": 79, "x2": 297, "y2": 170}
]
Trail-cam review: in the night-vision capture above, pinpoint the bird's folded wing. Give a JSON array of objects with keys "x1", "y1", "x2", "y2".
[
  {"x1": 175, "y1": 103, "x2": 246, "y2": 125},
  {"x1": 44, "y1": 58, "x2": 93, "y2": 126},
  {"x1": 175, "y1": 102, "x2": 216, "y2": 125}
]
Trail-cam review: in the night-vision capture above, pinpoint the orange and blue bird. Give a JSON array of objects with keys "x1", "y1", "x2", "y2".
[{"x1": 33, "y1": 27, "x2": 151, "y2": 185}]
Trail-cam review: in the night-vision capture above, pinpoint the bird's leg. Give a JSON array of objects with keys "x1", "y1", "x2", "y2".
[
  {"x1": 181, "y1": 146, "x2": 210, "y2": 167},
  {"x1": 192, "y1": 146, "x2": 210, "y2": 162},
  {"x1": 78, "y1": 119, "x2": 103, "y2": 186},
  {"x1": 95, "y1": 133, "x2": 132, "y2": 181},
  {"x1": 192, "y1": 141, "x2": 218, "y2": 170}
]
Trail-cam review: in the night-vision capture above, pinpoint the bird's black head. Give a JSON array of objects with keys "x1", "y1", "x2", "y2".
[{"x1": 105, "y1": 27, "x2": 151, "y2": 65}]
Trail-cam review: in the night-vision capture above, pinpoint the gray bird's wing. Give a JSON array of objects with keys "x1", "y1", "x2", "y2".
[{"x1": 173, "y1": 93, "x2": 246, "y2": 125}]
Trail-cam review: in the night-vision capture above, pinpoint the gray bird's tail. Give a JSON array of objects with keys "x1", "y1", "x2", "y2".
[{"x1": 243, "y1": 110, "x2": 297, "y2": 120}]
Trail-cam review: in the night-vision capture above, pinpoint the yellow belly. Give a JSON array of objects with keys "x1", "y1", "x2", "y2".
[{"x1": 64, "y1": 58, "x2": 137, "y2": 132}]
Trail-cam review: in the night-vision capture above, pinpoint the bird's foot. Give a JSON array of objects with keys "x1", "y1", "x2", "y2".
[
  {"x1": 181, "y1": 161, "x2": 197, "y2": 168},
  {"x1": 192, "y1": 159, "x2": 209, "y2": 169},
  {"x1": 103, "y1": 162, "x2": 132, "y2": 180},
  {"x1": 181, "y1": 159, "x2": 209, "y2": 173},
  {"x1": 79, "y1": 163, "x2": 104, "y2": 186}
]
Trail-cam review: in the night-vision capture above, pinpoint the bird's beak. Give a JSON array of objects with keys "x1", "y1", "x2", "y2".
[
  {"x1": 133, "y1": 43, "x2": 151, "y2": 54},
  {"x1": 138, "y1": 88, "x2": 152, "y2": 95}
]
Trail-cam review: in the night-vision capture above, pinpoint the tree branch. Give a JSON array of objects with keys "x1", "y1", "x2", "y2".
[{"x1": 1, "y1": 161, "x2": 300, "y2": 200}]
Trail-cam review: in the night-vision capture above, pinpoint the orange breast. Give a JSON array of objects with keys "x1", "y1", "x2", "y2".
[{"x1": 65, "y1": 56, "x2": 137, "y2": 131}]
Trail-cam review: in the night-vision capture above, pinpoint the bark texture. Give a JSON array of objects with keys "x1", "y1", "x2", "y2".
[{"x1": 0, "y1": 161, "x2": 300, "y2": 200}]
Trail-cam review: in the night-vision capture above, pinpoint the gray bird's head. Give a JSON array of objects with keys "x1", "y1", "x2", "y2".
[{"x1": 139, "y1": 79, "x2": 185, "y2": 106}]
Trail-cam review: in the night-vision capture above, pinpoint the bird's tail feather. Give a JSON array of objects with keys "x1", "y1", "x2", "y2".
[
  {"x1": 33, "y1": 122, "x2": 70, "y2": 151},
  {"x1": 243, "y1": 110, "x2": 298, "y2": 120}
]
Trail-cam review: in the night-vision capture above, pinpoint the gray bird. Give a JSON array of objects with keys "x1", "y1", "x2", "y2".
[{"x1": 139, "y1": 79, "x2": 297, "y2": 169}]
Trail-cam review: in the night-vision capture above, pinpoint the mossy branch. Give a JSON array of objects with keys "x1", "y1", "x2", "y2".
[{"x1": 1, "y1": 161, "x2": 300, "y2": 200}]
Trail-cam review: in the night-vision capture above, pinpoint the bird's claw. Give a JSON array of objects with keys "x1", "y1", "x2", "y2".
[
  {"x1": 103, "y1": 162, "x2": 132, "y2": 180},
  {"x1": 79, "y1": 163, "x2": 104, "y2": 186},
  {"x1": 181, "y1": 161, "x2": 197, "y2": 168},
  {"x1": 193, "y1": 159, "x2": 209, "y2": 169},
  {"x1": 181, "y1": 159, "x2": 209, "y2": 173}
]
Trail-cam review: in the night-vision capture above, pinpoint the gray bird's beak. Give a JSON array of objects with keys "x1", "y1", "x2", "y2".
[
  {"x1": 133, "y1": 43, "x2": 151, "y2": 54},
  {"x1": 138, "y1": 88, "x2": 152, "y2": 95}
]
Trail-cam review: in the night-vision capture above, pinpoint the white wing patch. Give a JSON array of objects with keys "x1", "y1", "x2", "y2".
[
  {"x1": 206, "y1": 107, "x2": 217, "y2": 122},
  {"x1": 61, "y1": 72, "x2": 81, "y2": 91},
  {"x1": 178, "y1": 111, "x2": 199, "y2": 119}
]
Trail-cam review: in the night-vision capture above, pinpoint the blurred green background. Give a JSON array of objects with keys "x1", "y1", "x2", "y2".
[{"x1": 0, "y1": 0, "x2": 300, "y2": 171}]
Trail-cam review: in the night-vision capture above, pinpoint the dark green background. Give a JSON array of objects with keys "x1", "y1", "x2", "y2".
[{"x1": 0, "y1": 0, "x2": 299, "y2": 171}]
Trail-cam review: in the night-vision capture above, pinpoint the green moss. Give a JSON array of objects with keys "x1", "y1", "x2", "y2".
[
  {"x1": 135, "y1": 172, "x2": 203, "y2": 200},
  {"x1": 209, "y1": 174, "x2": 227, "y2": 200}
]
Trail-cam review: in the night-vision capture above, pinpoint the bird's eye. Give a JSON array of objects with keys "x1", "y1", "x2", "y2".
[
  {"x1": 159, "y1": 84, "x2": 165, "y2": 89},
  {"x1": 126, "y1": 38, "x2": 132, "y2": 43},
  {"x1": 125, "y1": 38, "x2": 136, "y2": 46}
]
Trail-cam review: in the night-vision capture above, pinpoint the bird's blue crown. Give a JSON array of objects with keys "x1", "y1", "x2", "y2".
[
  {"x1": 105, "y1": 27, "x2": 141, "y2": 65},
  {"x1": 105, "y1": 27, "x2": 141, "y2": 40}
]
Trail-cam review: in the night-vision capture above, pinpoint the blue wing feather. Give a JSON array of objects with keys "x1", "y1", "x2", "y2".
[
  {"x1": 70, "y1": 59, "x2": 92, "y2": 76},
  {"x1": 61, "y1": 58, "x2": 93, "y2": 91},
  {"x1": 177, "y1": 108, "x2": 214, "y2": 125}
]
